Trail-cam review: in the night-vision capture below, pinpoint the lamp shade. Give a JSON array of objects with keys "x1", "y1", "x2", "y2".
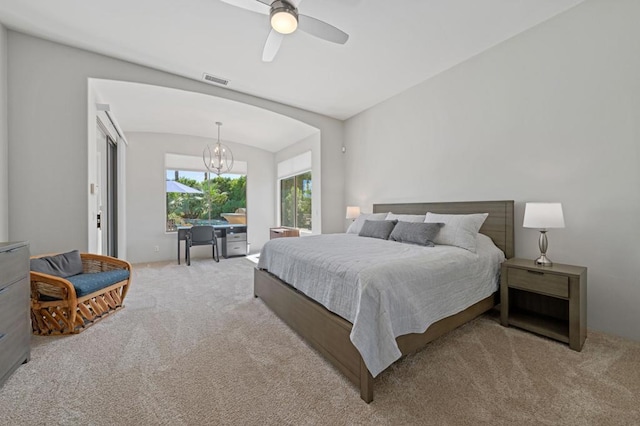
[
  {"x1": 346, "y1": 206, "x2": 361, "y2": 220},
  {"x1": 523, "y1": 203, "x2": 565, "y2": 229}
]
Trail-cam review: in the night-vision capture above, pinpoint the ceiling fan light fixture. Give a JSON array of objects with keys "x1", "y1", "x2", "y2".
[{"x1": 270, "y1": 1, "x2": 298, "y2": 34}]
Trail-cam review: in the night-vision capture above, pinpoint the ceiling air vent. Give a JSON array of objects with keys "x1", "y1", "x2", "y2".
[{"x1": 202, "y1": 73, "x2": 230, "y2": 86}]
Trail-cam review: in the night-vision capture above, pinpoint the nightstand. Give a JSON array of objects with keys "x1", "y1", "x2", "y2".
[
  {"x1": 270, "y1": 227, "x2": 300, "y2": 239},
  {"x1": 500, "y1": 258, "x2": 587, "y2": 351}
]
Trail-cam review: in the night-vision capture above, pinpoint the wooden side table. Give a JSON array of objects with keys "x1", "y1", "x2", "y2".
[
  {"x1": 500, "y1": 258, "x2": 587, "y2": 351},
  {"x1": 270, "y1": 227, "x2": 300, "y2": 239}
]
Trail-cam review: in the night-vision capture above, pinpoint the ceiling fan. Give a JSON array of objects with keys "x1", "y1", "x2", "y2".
[{"x1": 220, "y1": 0, "x2": 349, "y2": 62}]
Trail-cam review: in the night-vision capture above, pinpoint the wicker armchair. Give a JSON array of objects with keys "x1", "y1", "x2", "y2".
[{"x1": 30, "y1": 253, "x2": 132, "y2": 335}]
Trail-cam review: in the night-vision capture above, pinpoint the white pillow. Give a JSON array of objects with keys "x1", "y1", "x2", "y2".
[
  {"x1": 346, "y1": 213, "x2": 387, "y2": 234},
  {"x1": 424, "y1": 212, "x2": 489, "y2": 253},
  {"x1": 385, "y1": 213, "x2": 426, "y2": 223}
]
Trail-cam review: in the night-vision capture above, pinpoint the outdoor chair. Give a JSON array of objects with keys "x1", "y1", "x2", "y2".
[{"x1": 187, "y1": 225, "x2": 219, "y2": 265}]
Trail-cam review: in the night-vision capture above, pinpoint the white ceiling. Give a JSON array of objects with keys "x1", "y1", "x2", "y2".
[
  {"x1": 0, "y1": 0, "x2": 584, "y2": 121},
  {"x1": 92, "y1": 79, "x2": 319, "y2": 152},
  {"x1": 2, "y1": 0, "x2": 585, "y2": 151}
]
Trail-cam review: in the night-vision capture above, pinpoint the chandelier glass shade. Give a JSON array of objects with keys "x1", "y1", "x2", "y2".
[{"x1": 203, "y1": 122, "x2": 234, "y2": 176}]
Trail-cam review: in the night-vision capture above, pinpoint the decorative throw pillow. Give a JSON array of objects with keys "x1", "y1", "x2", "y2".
[
  {"x1": 30, "y1": 250, "x2": 83, "y2": 278},
  {"x1": 359, "y1": 220, "x2": 398, "y2": 240},
  {"x1": 385, "y1": 213, "x2": 426, "y2": 223},
  {"x1": 389, "y1": 222, "x2": 443, "y2": 246},
  {"x1": 346, "y1": 212, "x2": 387, "y2": 234},
  {"x1": 425, "y1": 212, "x2": 489, "y2": 253}
]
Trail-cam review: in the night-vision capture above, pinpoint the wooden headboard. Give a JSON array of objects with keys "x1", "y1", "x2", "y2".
[{"x1": 373, "y1": 200, "x2": 514, "y2": 258}]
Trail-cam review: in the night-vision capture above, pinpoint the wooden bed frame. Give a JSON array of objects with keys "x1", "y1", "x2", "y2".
[{"x1": 254, "y1": 200, "x2": 514, "y2": 403}]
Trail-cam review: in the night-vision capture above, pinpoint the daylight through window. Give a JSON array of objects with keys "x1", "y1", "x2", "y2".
[
  {"x1": 165, "y1": 169, "x2": 246, "y2": 232},
  {"x1": 280, "y1": 171, "x2": 312, "y2": 230}
]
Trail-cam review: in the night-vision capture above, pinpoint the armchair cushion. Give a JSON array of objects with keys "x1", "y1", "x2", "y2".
[
  {"x1": 67, "y1": 269, "x2": 130, "y2": 298},
  {"x1": 30, "y1": 250, "x2": 83, "y2": 278}
]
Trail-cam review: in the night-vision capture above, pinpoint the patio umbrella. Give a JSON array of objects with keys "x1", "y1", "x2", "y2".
[
  {"x1": 166, "y1": 180, "x2": 203, "y2": 194},
  {"x1": 166, "y1": 181, "x2": 203, "y2": 229}
]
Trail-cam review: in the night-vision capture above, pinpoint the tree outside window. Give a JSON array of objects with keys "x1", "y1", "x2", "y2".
[
  {"x1": 166, "y1": 170, "x2": 246, "y2": 231},
  {"x1": 280, "y1": 171, "x2": 311, "y2": 230}
]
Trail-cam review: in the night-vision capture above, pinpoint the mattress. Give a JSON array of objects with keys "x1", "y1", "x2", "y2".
[{"x1": 257, "y1": 232, "x2": 505, "y2": 377}]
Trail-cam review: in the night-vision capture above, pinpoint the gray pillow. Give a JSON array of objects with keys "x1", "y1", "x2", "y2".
[
  {"x1": 359, "y1": 220, "x2": 397, "y2": 240},
  {"x1": 30, "y1": 250, "x2": 83, "y2": 278},
  {"x1": 425, "y1": 212, "x2": 489, "y2": 253},
  {"x1": 389, "y1": 222, "x2": 443, "y2": 247},
  {"x1": 347, "y1": 212, "x2": 387, "y2": 234}
]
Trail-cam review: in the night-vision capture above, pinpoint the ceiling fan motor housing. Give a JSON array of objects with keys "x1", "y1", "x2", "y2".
[{"x1": 270, "y1": 0, "x2": 298, "y2": 34}]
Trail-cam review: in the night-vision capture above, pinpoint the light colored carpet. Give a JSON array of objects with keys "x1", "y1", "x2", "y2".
[{"x1": 1, "y1": 257, "x2": 639, "y2": 425}]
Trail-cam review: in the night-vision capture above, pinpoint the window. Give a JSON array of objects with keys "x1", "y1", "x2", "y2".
[
  {"x1": 280, "y1": 171, "x2": 312, "y2": 230},
  {"x1": 166, "y1": 170, "x2": 246, "y2": 232}
]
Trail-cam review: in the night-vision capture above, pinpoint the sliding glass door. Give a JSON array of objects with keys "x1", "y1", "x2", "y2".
[{"x1": 280, "y1": 171, "x2": 312, "y2": 230}]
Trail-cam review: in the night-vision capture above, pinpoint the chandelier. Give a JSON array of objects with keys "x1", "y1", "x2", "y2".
[{"x1": 203, "y1": 121, "x2": 234, "y2": 176}]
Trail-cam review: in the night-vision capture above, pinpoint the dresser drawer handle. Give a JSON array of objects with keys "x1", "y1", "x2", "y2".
[{"x1": 526, "y1": 270, "x2": 544, "y2": 275}]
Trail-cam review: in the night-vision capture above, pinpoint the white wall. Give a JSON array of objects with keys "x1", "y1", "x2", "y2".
[
  {"x1": 126, "y1": 132, "x2": 274, "y2": 263},
  {"x1": 275, "y1": 132, "x2": 322, "y2": 234},
  {"x1": 0, "y1": 24, "x2": 7, "y2": 241},
  {"x1": 7, "y1": 31, "x2": 344, "y2": 256},
  {"x1": 344, "y1": 0, "x2": 640, "y2": 341}
]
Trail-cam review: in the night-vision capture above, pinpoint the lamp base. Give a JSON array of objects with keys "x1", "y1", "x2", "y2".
[
  {"x1": 534, "y1": 230, "x2": 553, "y2": 266},
  {"x1": 534, "y1": 254, "x2": 553, "y2": 267}
]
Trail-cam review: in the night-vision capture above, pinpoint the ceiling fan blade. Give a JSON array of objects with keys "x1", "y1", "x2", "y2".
[
  {"x1": 219, "y1": 0, "x2": 270, "y2": 15},
  {"x1": 298, "y1": 14, "x2": 349, "y2": 44},
  {"x1": 262, "y1": 29, "x2": 284, "y2": 62}
]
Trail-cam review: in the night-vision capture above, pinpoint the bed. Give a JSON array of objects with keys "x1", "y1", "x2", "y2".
[{"x1": 254, "y1": 200, "x2": 514, "y2": 402}]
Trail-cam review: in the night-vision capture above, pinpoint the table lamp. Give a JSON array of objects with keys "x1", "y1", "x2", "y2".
[
  {"x1": 523, "y1": 202, "x2": 565, "y2": 266},
  {"x1": 346, "y1": 206, "x2": 361, "y2": 221}
]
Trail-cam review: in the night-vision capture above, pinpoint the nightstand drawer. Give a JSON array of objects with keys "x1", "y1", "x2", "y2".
[{"x1": 508, "y1": 268, "x2": 569, "y2": 298}]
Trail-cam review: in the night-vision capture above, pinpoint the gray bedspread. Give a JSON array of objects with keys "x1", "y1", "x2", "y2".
[{"x1": 257, "y1": 233, "x2": 505, "y2": 377}]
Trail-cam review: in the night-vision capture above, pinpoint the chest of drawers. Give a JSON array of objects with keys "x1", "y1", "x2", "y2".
[{"x1": 0, "y1": 241, "x2": 31, "y2": 387}]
